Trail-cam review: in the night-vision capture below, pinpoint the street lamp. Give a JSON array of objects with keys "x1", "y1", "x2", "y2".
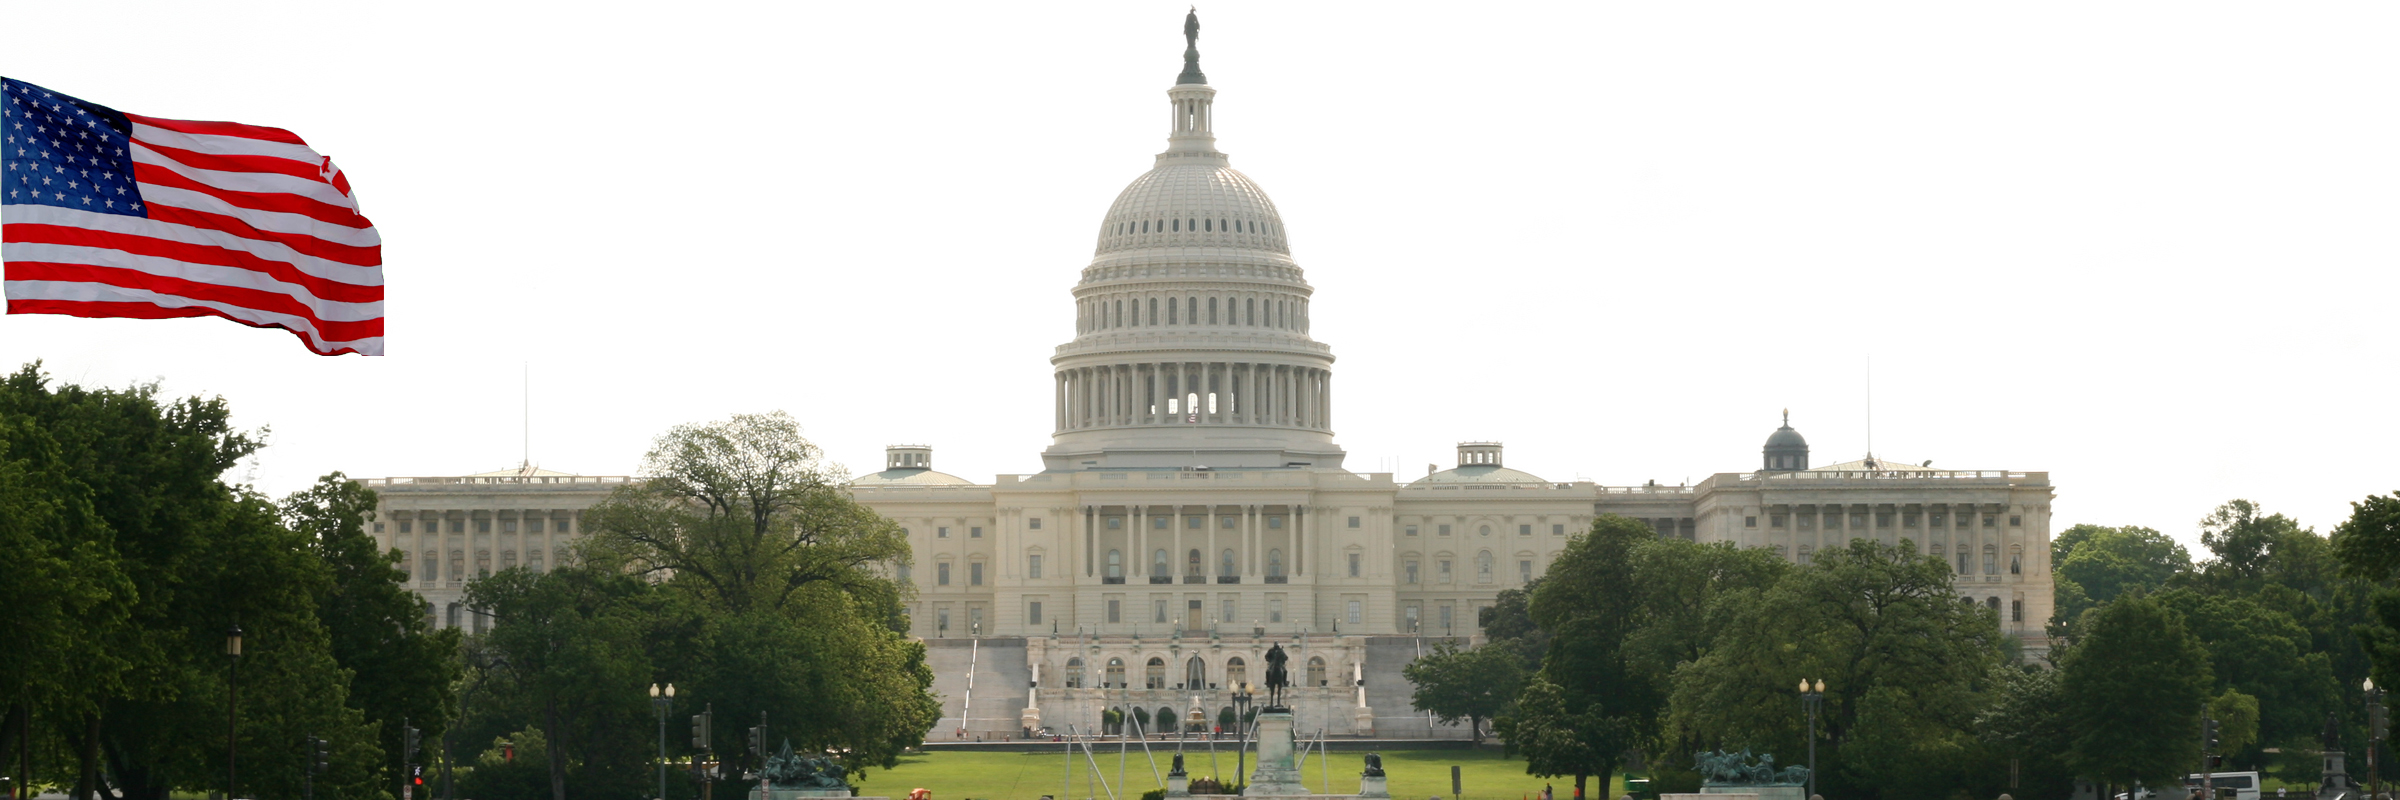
[
  {"x1": 227, "y1": 624, "x2": 243, "y2": 800},
  {"x1": 1799, "y1": 678, "x2": 1824, "y2": 800},
  {"x1": 2369, "y1": 677, "x2": 2387, "y2": 800},
  {"x1": 651, "y1": 683, "x2": 676, "y2": 800},
  {"x1": 1233, "y1": 683, "x2": 1255, "y2": 787}
]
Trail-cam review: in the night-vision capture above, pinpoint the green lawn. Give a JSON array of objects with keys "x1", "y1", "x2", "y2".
[{"x1": 853, "y1": 747, "x2": 1625, "y2": 800}]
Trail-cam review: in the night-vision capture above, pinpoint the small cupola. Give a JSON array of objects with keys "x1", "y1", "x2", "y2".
[
  {"x1": 886, "y1": 445, "x2": 933, "y2": 471},
  {"x1": 1457, "y1": 442, "x2": 1504, "y2": 468},
  {"x1": 1763, "y1": 411, "x2": 1809, "y2": 472}
]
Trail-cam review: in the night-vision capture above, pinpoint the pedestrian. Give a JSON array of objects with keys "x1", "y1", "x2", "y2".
[{"x1": 1544, "y1": 783, "x2": 1553, "y2": 800}]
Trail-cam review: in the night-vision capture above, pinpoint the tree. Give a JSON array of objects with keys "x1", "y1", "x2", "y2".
[
  {"x1": 2153, "y1": 588, "x2": 2338, "y2": 762},
  {"x1": 466, "y1": 564, "x2": 659, "y2": 800},
  {"x1": 580, "y1": 413, "x2": 935, "y2": 776},
  {"x1": 2055, "y1": 524, "x2": 2191, "y2": 607},
  {"x1": 2210, "y1": 689, "x2": 2260, "y2": 759},
  {"x1": 1976, "y1": 667, "x2": 2076, "y2": 800},
  {"x1": 1402, "y1": 641, "x2": 1524, "y2": 743},
  {"x1": 2062, "y1": 593, "x2": 2212, "y2": 794},
  {"x1": 1496, "y1": 676, "x2": 1627, "y2": 794},
  {"x1": 1478, "y1": 580, "x2": 1548, "y2": 671},
  {"x1": 1666, "y1": 539, "x2": 2004, "y2": 800},
  {"x1": 2333, "y1": 491, "x2": 2400, "y2": 582},
  {"x1": 1522, "y1": 515, "x2": 1656, "y2": 797},
  {"x1": 284, "y1": 473, "x2": 461, "y2": 790}
]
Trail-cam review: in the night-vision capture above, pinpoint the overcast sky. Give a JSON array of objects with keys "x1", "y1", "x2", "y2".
[{"x1": 5, "y1": 1, "x2": 2396, "y2": 555}]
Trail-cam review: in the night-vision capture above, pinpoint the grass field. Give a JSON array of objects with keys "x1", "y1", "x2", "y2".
[{"x1": 851, "y1": 747, "x2": 1626, "y2": 800}]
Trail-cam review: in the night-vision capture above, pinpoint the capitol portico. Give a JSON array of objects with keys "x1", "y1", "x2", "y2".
[{"x1": 843, "y1": 14, "x2": 2060, "y2": 741}]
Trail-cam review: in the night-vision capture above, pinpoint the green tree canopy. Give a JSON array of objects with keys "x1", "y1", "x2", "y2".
[
  {"x1": 2061, "y1": 593, "x2": 2213, "y2": 791},
  {"x1": 1402, "y1": 641, "x2": 1525, "y2": 743},
  {"x1": 2055, "y1": 524, "x2": 2191, "y2": 608}
]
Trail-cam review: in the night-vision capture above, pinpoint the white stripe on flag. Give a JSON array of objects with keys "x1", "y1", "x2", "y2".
[
  {"x1": 130, "y1": 143, "x2": 357, "y2": 209},
  {"x1": 128, "y1": 122, "x2": 323, "y2": 164},
  {"x1": 3, "y1": 279, "x2": 384, "y2": 355},
  {"x1": 1, "y1": 241, "x2": 382, "y2": 319},
  {"x1": 134, "y1": 184, "x2": 383, "y2": 247},
  {"x1": 5, "y1": 205, "x2": 381, "y2": 285}
]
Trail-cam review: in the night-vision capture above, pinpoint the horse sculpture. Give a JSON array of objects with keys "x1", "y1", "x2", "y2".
[{"x1": 1263, "y1": 643, "x2": 1291, "y2": 708}]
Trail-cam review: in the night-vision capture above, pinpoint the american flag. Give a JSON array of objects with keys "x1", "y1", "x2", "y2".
[{"x1": 1, "y1": 77, "x2": 382, "y2": 356}]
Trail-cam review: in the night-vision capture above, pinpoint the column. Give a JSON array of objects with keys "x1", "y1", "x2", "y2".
[
  {"x1": 1246, "y1": 505, "x2": 1259, "y2": 576},
  {"x1": 1083, "y1": 506, "x2": 1095, "y2": 577},
  {"x1": 1134, "y1": 506, "x2": 1147, "y2": 581},
  {"x1": 1055, "y1": 373, "x2": 1065, "y2": 431},
  {"x1": 1173, "y1": 506, "x2": 1185, "y2": 579},
  {"x1": 1294, "y1": 505, "x2": 1305, "y2": 576},
  {"x1": 1320, "y1": 371, "x2": 1331, "y2": 429}
]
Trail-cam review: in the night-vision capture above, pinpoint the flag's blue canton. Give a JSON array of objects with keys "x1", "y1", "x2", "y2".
[{"x1": 1, "y1": 78, "x2": 144, "y2": 218}]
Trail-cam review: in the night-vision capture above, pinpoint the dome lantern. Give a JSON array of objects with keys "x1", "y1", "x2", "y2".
[{"x1": 1763, "y1": 410, "x2": 1809, "y2": 472}]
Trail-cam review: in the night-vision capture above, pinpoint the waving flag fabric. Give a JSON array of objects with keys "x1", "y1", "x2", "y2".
[{"x1": 1, "y1": 77, "x2": 382, "y2": 356}]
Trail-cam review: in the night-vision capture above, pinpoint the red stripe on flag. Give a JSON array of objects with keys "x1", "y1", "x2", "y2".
[
  {"x1": 137, "y1": 138, "x2": 325, "y2": 183},
  {"x1": 4, "y1": 224, "x2": 382, "y2": 303},
  {"x1": 135, "y1": 163, "x2": 369, "y2": 230},
  {"x1": 6, "y1": 261, "x2": 382, "y2": 342},
  {"x1": 6, "y1": 298, "x2": 374, "y2": 356},
  {"x1": 124, "y1": 113, "x2": 307, "y2": 145},
  {"x1": 141, "y1": 204, "x2": 381, "y2": 267}
]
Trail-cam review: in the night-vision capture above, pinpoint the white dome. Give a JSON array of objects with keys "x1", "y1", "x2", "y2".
[{"x1": 1093, "y1": 162, "x2": 1289, "y2": 256}]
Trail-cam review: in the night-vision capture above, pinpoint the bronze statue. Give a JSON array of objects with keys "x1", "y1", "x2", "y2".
[
  {"x1": 1263, "y1": 643, "x2": 1291, "y2": 708},
  {"x1": 1363, "y1": 752, "x2": 1385, "y2": 777},
  {"x1": 1176, "y1": 9, "x2": 1208, "y2": 85}
]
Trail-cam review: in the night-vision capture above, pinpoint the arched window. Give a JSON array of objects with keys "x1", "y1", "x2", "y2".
[
  {"x1": 1306, "y1": 657, "x2": 1327, "y2": 687},
  {"x1": 1149, "y1": 298, "x2": 1159, "y2": 325},
  {"x1": 2010, "y1": 599, "x2": 2024, "y2": 622},
  {"x1": 1146, "y1": 657, "x2": 1167, "y2": 689},
  {"x1": 1154, "y1": 549, "x2": 1170, "y2": 578},
  {"x1": 1797, "y1": 545, "x2": 1813, "y2": 565},
  {"x1": 1267, "y1": 549, "x2": 1284, "y2": 577},
  {"x1": 1226, "y1": 657, "x2": 1248, "y2": 688},
  {"x1": 1157, "y1": 706, "x2": 1176, "y2": 731},
  {"x1": 2010, "y1": 546, "x2": 2023, "y2": 574},
  {"x1": 421, "y1": 551, "x2": 437, "y2": 581},
  {"x1": 1106, "y1": 658, "x2": 1127, "y2": 688},
  {"x1": 1066, "y1": 658, "x2": 1085, "y2": 688},
  {"x1": 1476, "y1": 551, "x2": 1494, "y2": 583},
  {"x1": 1986, "y1": 597, "x2": 2002, "y2": 616},
  {"x1": 1983, "y1": 545, "x2": 1998, "y2": 575},
  {"x1": 446, "y1": 602, "x2": 461, "y2": 629},
  {"x1": 399, "y1": 551, "x2": 414, "y2": 581},
  {"x1": 1107, "y1": 549, "x2": 1123, "y2": 579},
  {"x1": 1187, "y1": 549, "x2": 1203, "y2": 576},
  {"x1": 1187, "y1": 656, "x2": 1207, "y2": 689},
  {"x1": 501, "y1": 549, "x2": 517, "y2": 571},
  {"x1": 1221, "y1": 549, "x2": 1237, "y2": 576},
  {"x1": 450, "y1": 550, "x2": 465, "y2": 581}
]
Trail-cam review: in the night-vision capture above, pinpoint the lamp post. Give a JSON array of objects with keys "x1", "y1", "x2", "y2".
[
  {"x1": 2369, "y1": 677, "x2": 2387, "y2": 800},
  {"x1": 651, "y1": 683, "x2": 676, "y2": 800},
  {"x1": 226, "y1": 624, "x2": 243, "y2": 800},
  {"x1": 1233, "y1": 683, "x2": 1254, "y2": 787},
  {"x1": 1799, "y1": 678, "x2": 1824, "y2": 800}
]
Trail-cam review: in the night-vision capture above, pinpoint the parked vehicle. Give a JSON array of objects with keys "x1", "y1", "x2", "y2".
[{"x1": 2183, "y1": 771, "x2": 2261, "y2": 800}]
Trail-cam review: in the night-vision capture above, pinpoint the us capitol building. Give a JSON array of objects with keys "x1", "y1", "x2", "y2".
[{"x1": 364, "y1": 16, "x2": 2057, "y2": 741}]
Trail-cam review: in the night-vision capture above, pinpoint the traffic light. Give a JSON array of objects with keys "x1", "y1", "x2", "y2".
[
  {"x1": 411, "y1": 765, "x2": 425, "y2": 786},
  {"x1": 2376, "y1": 703, "x2": 2389, "y2": 735},
  {"x1": 404, "y1": 725, "x2": 422, "y2": 763},
  {"x1": 310, "y1": 736, "x2": 330, "y2": 775},
  {"x1": 691, "y1": 709, "x2": 712, "y2": 750},
  {"x1": 2204, "y1": 717, "x2": 2220, "y2": 752},
  {"x1": 748, "y1": 725, "x2": 763, "y2": 755}
]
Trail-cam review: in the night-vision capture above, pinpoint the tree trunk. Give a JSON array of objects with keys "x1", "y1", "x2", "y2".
[
  {"x1": 76, "y1": 714, "x2": 99, "y2": 800},
  {"x1": 1573, "y1": 772, "x2": 1587, "y2": 799},
  {"x1": 1470, "y1": 715, "x2": 1484, "y2": 744},
  {"x1": 545, "y1": 699, "x2": 566, "y2": 800},
  {"x1": 0, "y1": 705, "x2": 18, "y2": 800}
]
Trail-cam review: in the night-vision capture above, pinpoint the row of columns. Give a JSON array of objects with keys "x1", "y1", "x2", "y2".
[
  {"x1": 1055, "y1": 362, "x2": 1329, "y2": 432},
  {"x1": 1075, "y1": 292, "x2": 1307, "y2": 334},
  {"x1": 1080, "y1": 504, "x2": 1307, "y2": 579}
]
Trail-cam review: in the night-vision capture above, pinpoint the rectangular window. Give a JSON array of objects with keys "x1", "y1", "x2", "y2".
[
  {"x1": 938, "y1": 526, "x2": 951, "y2": 538},
  {"x1": 1109, "y1": 517, "x2": 1124, "y2": 529},
  {"x1": 1107, "y1": 599, "x2": 1122, "y2": 623},
  {"x1": 1518, "y1": 524, "x2": 1532, "y2": 536},
  {"x1": 1903, "y1": 514, "x2": 1918, "y2": 528},
  {"x1": 938, "y1": 563, "x2": 952, "y2": 586},
  {"x1": 1984, "y1": 515, "x2": 1997, "y2": 528},
  {"x1": 450, "y1": 520, "x2": 465, "y2": 533},
  {"x1": 1799, "y1": 516, "x2": 1814, "y2": 530},
  {"x1": 400, "y1": 520, "x2": 413, "y2": 534},
  {"x1": 1771, "y1": 515, "x2": 1787, "y2": 527},
  {"x1": 1347, "y1": 553, "x2": 1361, "y2": 577},
  {"x1": 1029, "y1": 517, "x2": 1043, "y2": 529},
  {"x1": 1984, "y1": 552, "x2": 1997, "y2": 574},
  {"x1": 1156, "y1": 600, "x2": 1170, "y2": 623},
  {"x1": 1346, "y1": 600, "x2": 1362, "y2": 625},
  {"x1": 1405, "y1": 561, "x2": 1419, "y2": 584},
  {"x1": 1268, "y1": 598, "x2": 1283, "y2": 623},
  {"x1": 1404, "y1": 605, "x2": 1420, "y2": 632},
  {"x1": 1875, "y1": 513, "x2": 1891, "y2": 528},
  {"x1": 1552, "y1": 524, "x2": 1565, "y2": 535},
  {"x1": 1438, "y1": 524, "x2": 1452, "y2": 536},
  {"x1": 2011, "y1": 554, "x2": 2023, "y2": 574},
  {"x1": 938, "y1": 607, "x2": 951, "y2": 633},
  {"x1": 1028, "y1": 554, "x2": 1043, "y2": 579},
  {"x1": 1931, "y1": 513, "x2": 1946, "y2": 527},
  {"x1": 971, "y1": 526, "x2": 983, "y2": 538},
  {"x1": 1188, "y1": 516, "x2": 1202, "y2": 529},
  {"x1": 1268, "y1": 517, "x2": 1283, "y2": 529},
  {"x1": 1223, "y1": 598, "x2": 1236, "y2": 623},
  {"x1": 501, "y1": 519, "x2": 517, "y2": 534},
  {"x1": 477, "y1": 519, "x2": 491, "y2": 534},
  {"x1": 529, "y1": 518, "x2": 545, "y2": 533},
  {"x1": 1406, "y1": 525, "x2": 1419, "y2": 537},
  {"x1": 1439, "y1": 604, "x2": 1453, "y2": 631},
  {"x1": 1744, "y1": 516, "x2": 1758, "y2": 528},
  {"x1": 898, "y1": 564, "x2": 911, "y2": 583},
  {"x1": 1958, "y1": 553, "x2": 1971, "y2": 574},
  {"x1": 2010, "y1": 515, "x2": 2023, "y2": 527},
  {"x1": 1520, "y1": 560, "x2": 1533, "y2": 582},
  {"x1": 1438, "y1": 560, "x2": 1452, "y2": 583},
  {"x1": 970, "y1": 562, "x2": 984, "y2": 586},
  {"x1": 1223, "y1": 516, "x2": 1237, "y2": 528},
  {"x1": 2011, "y1": 600, "x2": 2023, "y2": 622},
  {"x1": 1851, "y1": 514, "x2": 1867, "y2": 529},
  {"x1": 1154, "y1": 516, "x2": 1169, "y2": 529},
  {"x1": 373, "y1": 522, "x2": 386, "y2": 533},
  {"x1": 1348, "y1": 516, "x2": 1361, "y2": 528},
  {"x1": 1028, "y1": 601, "x2": 1043, "y2": 625}
]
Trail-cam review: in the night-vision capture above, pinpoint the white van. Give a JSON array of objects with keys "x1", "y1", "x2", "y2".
[{"x1": 2183, "y1": 771, "x2": 2262, "y2": 800}]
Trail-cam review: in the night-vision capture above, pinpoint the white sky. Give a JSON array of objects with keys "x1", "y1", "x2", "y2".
[{"x1": 5, "y1": 2, "x2": 2396, "y2": 556}]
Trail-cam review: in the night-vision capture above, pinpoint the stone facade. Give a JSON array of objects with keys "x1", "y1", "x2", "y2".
[{"x1": 357, "y1": 466, "x2": 626, "y2": 631}]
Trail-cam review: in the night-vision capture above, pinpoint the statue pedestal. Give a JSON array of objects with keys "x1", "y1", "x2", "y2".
[
  {"x1": 1357, "y1": 773, "x2": 1390, "y2": 798},
  {"x1": 752, "y1": 788, "x2": 857, "y2": 799},
  {"x1": 1244, "y1": 710, "x2": 1310, "y2": 796},
  {"x1": 1351, "y1": 706, "x2": 1375, "y2": 735},
  {"x1": 1164, "y1": 771, "x2": 1190, "y2": 797}
]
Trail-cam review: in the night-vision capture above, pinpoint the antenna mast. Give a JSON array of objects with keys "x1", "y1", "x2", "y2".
[
  {"x1": 1864, "y1": 355, "x2": 1874, "y2": 459},
  {"x1": 521, "y1": 362, "x2": 530, "y2": 473}
]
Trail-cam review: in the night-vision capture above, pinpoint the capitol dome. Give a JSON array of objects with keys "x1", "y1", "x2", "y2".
[
  {"x1": 1410, "y1": 443, "x2": 1549, "y2": 487},
  {"x1": 1041, "y1": 11, "x2": 1344, "y2": 472}
]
